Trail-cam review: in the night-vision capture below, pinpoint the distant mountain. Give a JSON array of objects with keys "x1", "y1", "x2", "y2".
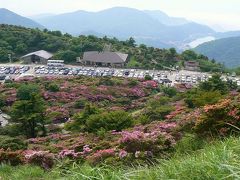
[
  {"x1": 35, "y1": 7, "x2": 166, "y2": 37},
  {"x1": 194, "y1": 36, "x2": 240, "y2": 68},
  {"x1": 143, "y1": 10, "x2": 189, "y2": 26},
  {"x1": 0, "y1": 8, "x2": 44, "y2": 29},
  {"x1": 215, "y1": 31, "x2": 240, "y2": 39},
  {"x1": 34, "y1": 7, "x2": 215, "y2": 48}
]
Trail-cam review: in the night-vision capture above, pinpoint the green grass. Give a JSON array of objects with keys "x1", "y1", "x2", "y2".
[{"x1": 1, "y1": 136, "x2": 240, "y2": 180}]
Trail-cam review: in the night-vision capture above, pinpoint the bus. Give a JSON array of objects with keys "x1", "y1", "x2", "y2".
[{"x1": 47, "y1": 60, "x2": 64, "y2": 67}]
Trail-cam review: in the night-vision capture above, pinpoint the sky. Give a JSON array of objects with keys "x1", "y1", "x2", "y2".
[{"x1": 0, "y1": 0, "x2": 239, "y2": 31}]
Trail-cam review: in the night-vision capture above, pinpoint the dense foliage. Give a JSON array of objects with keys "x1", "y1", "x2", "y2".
[
  {"x1": 0, "y1": 73, "x2": 239, "y2": 179},
  {"x1": 0, "y1": 24, "x2": 223, "y2": 71}
]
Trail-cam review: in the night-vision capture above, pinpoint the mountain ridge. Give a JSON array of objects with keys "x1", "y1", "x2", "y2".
[
  {"x1": 33, "y1": 7, "x2": 216, "y2": 48},
  {"x1": 0, "y1": 8, "x2": 44, "y2": 29}
]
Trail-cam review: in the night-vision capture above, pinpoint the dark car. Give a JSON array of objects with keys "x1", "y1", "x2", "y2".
[
  {"x1": 63, "y1": 70, "x2": 69, "y2": 75},
  {"x1": 124, "y1": 71, "x2": 130, "y2": 76},
  {"x1": 0, "y1": 75, "x2": 6, "y2": 80},
  {"x1": 162, "y1": 79, "x2": 172, "y2": 83}
]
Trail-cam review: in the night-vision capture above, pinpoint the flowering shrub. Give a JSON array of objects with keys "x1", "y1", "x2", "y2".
[
  {"x1": 87, "y1": 149, "x2": 115, "y2": 165},
  {"x1": 194, "y1": 99, "x2": 240, "y2": 136},
  {"x1": 58, "y1": 149, "x2": 81, "y2": 159},
  {"x1": 118, "y1": 122, "x2": 177, "y2": 154},
  {"x1": 46, "y1": 107, "x2": 70, "y2": 123},
  {"x1": 24, "y1": 150, "x2": 54, "y2": 170},
  {"x1": 58, "y1": 145, "x2": 92, "y2": 159},
  {"x1": 165, "y1": 102, "x2": 186, "y2": 120},
  {"x1": 119, "y1": 150, "x2": 128, "y2": 159},
  {"x1": 129, "y1": 88, "x2": 145, "y2": 97},
  {"x1": 0, "y1": 149, "x2": 23, "y2": 166},
  {"x1": 142, "y1": 80, "x2": 158, "y2": 89}
]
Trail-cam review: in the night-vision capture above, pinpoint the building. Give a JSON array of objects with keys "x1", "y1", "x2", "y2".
[
  {"x1": 80, "y1": 51, "x2": 128, "y2": 67},
  {"x1": 184, "y1": 61, "x2": 200, "y2": 71},
  {"x1": 21, "y1": 50, "x2": 53, "y2": 64}
]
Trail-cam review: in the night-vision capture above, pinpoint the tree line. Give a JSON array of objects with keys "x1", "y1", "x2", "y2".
[{"x1": 0, "y1": 24, "x2": 224, "y2": 71}]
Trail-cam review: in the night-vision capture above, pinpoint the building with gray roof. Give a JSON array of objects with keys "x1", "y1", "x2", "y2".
[
  {"x1": 81, "y1": 51, "x2": 128, "y2": 67},
  {"x1": 21, "y1": 50, "x2": 53, "y2": 64}
]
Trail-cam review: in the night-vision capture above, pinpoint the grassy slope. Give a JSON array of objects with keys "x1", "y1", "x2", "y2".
[{"x1": 1, "y1": 136, "x2": 240, "y2": 180}]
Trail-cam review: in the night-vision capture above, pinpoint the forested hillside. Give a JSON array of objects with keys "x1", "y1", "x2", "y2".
[
  {"x1": 0, "y1": 24, "x2": 223, "y2": 71},
  {"x1": 195, "y1": 36, "x2": 240, "y2": 68}
]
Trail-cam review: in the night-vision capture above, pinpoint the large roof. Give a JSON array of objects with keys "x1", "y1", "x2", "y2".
[
  {"x1": 21, "y1": 50, "x2": 53, "y2": 60},
  {"x1": 83, "y1": 51, "x2": 128, "y2": 64}
]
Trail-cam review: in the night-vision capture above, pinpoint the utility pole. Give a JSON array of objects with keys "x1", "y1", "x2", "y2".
[{"x1": 8, "y1": 54, "x2": 12, "y2": 64}]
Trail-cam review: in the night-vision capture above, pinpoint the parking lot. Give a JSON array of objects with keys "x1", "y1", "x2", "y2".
[{"x1": 0, "y1": 64, "x2": 240, "y2": 86}]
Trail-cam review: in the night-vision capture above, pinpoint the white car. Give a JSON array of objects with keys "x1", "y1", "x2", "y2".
[
  {"x1": 181, "y1": 77, "x2": 186, "y2": 82},
  {"x1": 237, "y1": 81, "x2": 240, "y2": 86}
]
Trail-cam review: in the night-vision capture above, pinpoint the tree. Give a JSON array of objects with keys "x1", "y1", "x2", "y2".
[
  {"x1": 65, "y1": 103, "x2": 100, "y2": 132},
  {"x1": 17, "y1": 84, "x2": 40, "y2": 100},
  {"x1": 45, "y1": 83, "x2": 59, "y2": 92},
  {"x1": 10, "y1": 93, "x2": 46, "y2": 138},
  {"x1": 169, "y1": 48, "x2": 177, "y2": 58},
  {"x1": 199, "y1": 74, "x2": 229, "y2": 94},
  {"x1": 185, "y1": 89, "x2": 223, "y2": 108},
  {"x1": 181, "y1": 50, "x2": 198, "y2": 61},
  {"x1": 54, "y1": 50, "x2": 78, "y2": 63},
  {"x1": 86, "y1": 111, "x2": 133, "y2": 133},
  {"x1": 126, "y1": 37, "x2": 136, "y2": 47}
]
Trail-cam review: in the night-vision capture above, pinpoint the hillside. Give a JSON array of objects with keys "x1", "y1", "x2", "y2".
[
  {"x1": 34, "y1": 7, "x2": 215, "y2": 48},
  {"x1": 1, "y1": 137, "x2": 240, "y2": 179},
  {"x1": 0, "y1": 8, "x2": 44, "y2": 29},
  {"x1": 0, "y1": 73, "x2": 240, "y2": 179},
  {"x1": 194, "y1": 36, "x2": 240, "y2": 68},
  {"x1": 0, "y1": 25, "x2": 223, "y2": 71}
]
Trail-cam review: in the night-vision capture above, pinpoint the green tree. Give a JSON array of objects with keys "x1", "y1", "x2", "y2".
[
  {"x1": 199, "y1": 74, "x2": 229, "y2": 94},
  {"x1": 162, "y1": 86, "x2": 177, "y2": 97},
  {"x1": 17, "y1": 84, "x2": 40, "y2": 100},
  {"x1": 182, "y1": 50, "x2": 198, "y2": 61},
  {"x1": 10, "y1": 93, "x2": 47, "y2": 138},
  {"x1": 185, "y1": 90, "x2": 223, "y2": 108},
  {"x1": 126, "y1": 37, "x2": 136, "y2": 47},
  {"x1": 54, "y1": 50, "x2": 78, "y2": 63},
  {"x1": 86, "y1": 111, "x2": 133, "y2": 133},
  {"x1": 65, "y1": 104, "x2": 100, "y2": 131},
  {"x1": 45, "y1": 83, "x2": 59, "y2": 92}
]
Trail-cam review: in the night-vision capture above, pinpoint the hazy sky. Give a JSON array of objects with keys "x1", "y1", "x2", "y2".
[{"x1": 0, "y1": 0, "x2": 239, "y2": 31}]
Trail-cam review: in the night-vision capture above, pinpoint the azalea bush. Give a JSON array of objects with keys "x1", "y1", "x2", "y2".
[
  {"x1": 194, "y1": 98, "x2": 240, "y2": 136},
  {"x1": 87, "y1": 149, "x2": 115, "y2": 165},
  {"x1": 24, "y1": 150, "x2": 54, "y2": 170},
  {"x1": 0, "y1": 149, "x2": 23, "y2": 166},
  {"x1": 46, "y1": 107, "x2": 70, "y2": 124},
  {"x1": 116, "y1": 122, "x2": 178, "y2": 155}
]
